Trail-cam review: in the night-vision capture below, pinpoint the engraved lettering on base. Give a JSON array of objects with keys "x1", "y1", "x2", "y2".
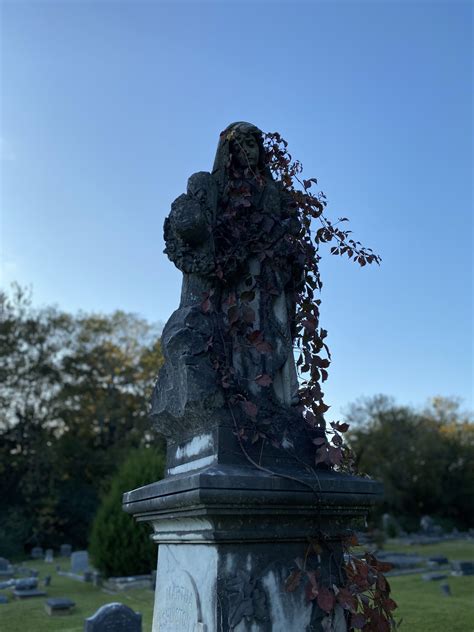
[{"x1": 155, "y1": 569, "x2": 204, "y2": 632}]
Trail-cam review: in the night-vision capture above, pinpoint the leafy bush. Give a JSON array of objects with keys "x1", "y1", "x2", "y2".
[{"x1": 89, "y1": 447, "x2": 165, "y2": 577}]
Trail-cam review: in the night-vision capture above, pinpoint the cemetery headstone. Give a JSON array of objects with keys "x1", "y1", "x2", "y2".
[
  {"x1": 92, "y1": 571, "x2": 102, "y2": 587},
  {"x1": 71, "y1": 550, "x2": 89, "y2": 574},
  {"x1": 0, "y1": 557, "x2": 13, "y2": 577},
  {"x1": 84, "y1": 602, "x2": 142, "y2": 632},
  {"x1": 451, "y1": 560, "x2": 474, "y2": 576},
  {"x1": 0, "y1": 580, "x2": 15, "y2": 589},
  {"x1": 428, "y1": 556, "x2": 449, "y2": 566},
  {"x1": 440, "y1": 583, "x2": 451, "y2": 596},
  {"x1": 13, "y1": 578, "x2": 46, "y2": 599},
  {"x1": 44, "y1": 575, "x2": 52, "y2": 587},
  {"x1": 422, "y1": 572, "x2": 448, "y2": 581},
  {"x1": 31, "y1": 546, "x2": 43, "y2": 559},
  {"x1": 420, "y1": 515, "x2": 435, "y2": 532},
  {"x1": 45, "y1": 597, "x2": 75, "y2": 616},
  {"x1": 60, "y1": 544, "x2": 72, "y2": 557},
  {"x1": 0, "y1": 595, "x2": 8, "y2": 604},
  {"x1": 15, "y1": 578, "x2": 38, "y2": 591},
  {"x1": 45, "y1": 548, "x2": 54, "y2": 563}
]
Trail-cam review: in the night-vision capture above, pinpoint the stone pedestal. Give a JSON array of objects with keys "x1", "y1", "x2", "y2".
[{"x1": 123, "y1": 430, "x2": 382, "y2": 632}]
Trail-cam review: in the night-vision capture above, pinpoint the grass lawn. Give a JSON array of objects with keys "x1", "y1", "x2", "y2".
[
  {"x1": 0, "y1": 558, "x2": 154, "y2": 632},
  {"x1": 1, "y1": 541, "x2": 473, "y2": 631},
  {"x1": 390, "y1": 574, "x2": 474, "y2": 632},
  {"x1": 383, "y1": 539, "x2": 474, "y2": 631},
  {"x1": 383, "y1": 537, "x2": 474, "y2": 561}
]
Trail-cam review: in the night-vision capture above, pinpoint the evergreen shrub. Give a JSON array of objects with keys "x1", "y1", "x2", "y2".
[{"x1": 89, "y1": 447, "x2": 165, "y2": 577}]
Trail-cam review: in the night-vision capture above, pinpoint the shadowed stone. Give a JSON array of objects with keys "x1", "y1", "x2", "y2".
[
  {"x1": 84, "y1": 602, "x2": 142, "y2": 631},
  {"x1": 31, "y1": 547, "x2": 43, "y2": 559},
  {"x1": 45, "y1": 597, "x2": 75, "y2": 616}
]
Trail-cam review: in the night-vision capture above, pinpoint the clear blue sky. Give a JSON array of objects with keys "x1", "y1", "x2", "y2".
[{"x1": 1, "y1": 1, "x2": 472, "y2": 419}]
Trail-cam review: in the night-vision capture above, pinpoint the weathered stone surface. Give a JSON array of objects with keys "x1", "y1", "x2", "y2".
[
  {"x1": 451, "y1": 560, "x2": 474, "y2": 575},
  {"x1": 151, "y1": 122, "x2": 314, "y2": 448},
  {"x1": 104, "y1": 575, "x2": 153, "y2": 591},
  {"x1": 31, "y1": 546, "x2": 43, "y2": 559},
  {"x1": 60, "y1": 544, "x2": 72, "y2": 557},
  {"x1": 0, "y1": 558, "x2": 9, "y2": 570},
  {"x1": 71, "y1": 550, "x2": 89, "y2": 574},
  {"x1": 45, "y1": 597, "x2": 75, "y2": 616},
  {"x1": 428, "y1": 555, "x2": 449, "y2": 566},
  {"x1": 84, "y1": 602, "x2": 142, "y2": 631},
  {"x1": 13, "y1": 588, "x2": 47, "y2": 599},
  {"x1": 124, "y1": 123, "x2": 383, "y2": 632},
  {"x1": 14, "y1": 577, "x2": 38, "y2": 591},
  {"x1": 45, "y1": 548, "x2": 54, "y2": 563},
  {"x1": 124, "y1": 462, "x2": 381, "y2": 631}
]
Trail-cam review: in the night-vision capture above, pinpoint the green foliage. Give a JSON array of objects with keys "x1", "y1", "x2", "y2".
[
  {"x1": 346, "y1": 395, "x2": 474, "y2": 529},
  {"x1": 89, "y1": 448, "x2": 165, "y2": 577},
  {"x1": 0, "y1": 285, "x2": 164, "y2": 556}
]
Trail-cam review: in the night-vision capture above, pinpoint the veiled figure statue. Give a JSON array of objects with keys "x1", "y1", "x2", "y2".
[{"x1": 151, "y1": 122, "x2": 305, "y2": 440}]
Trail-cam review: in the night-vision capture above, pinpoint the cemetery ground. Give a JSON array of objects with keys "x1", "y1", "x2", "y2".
[
  {"x1": 1, "y1": 540, "x2": 473, "y2": 631},
  {"x1": 0, "y1": 557, "x2": 153, "y2": 631}
]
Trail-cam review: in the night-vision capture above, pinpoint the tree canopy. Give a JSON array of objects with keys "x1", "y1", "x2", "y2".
[
  {"x1": 345, "y1": 395, "x2": 474, "y2": 530},
  {"x1": 0, "y1": 285, "x2": 164, "y2": 557}
]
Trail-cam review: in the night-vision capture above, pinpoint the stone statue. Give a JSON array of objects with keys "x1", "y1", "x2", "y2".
[{"x1": 151, "y1": 122, "x2": 306, "y2": 441}]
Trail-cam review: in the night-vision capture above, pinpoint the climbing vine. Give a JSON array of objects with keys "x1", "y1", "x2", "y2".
[{"x1": 201, "y1": 126, "x2": 396, "y2": 630}]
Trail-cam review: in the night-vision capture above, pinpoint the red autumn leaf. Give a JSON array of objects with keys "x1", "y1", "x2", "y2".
[
  {"x1": 247, "y1": 329, "x2": 263, "y2": 344},
  {"x1": 242, "y1": 400, "x2": 258, "y2": 418},
  {"x1": 315, "y1": 446, "x2": 329, "y2": 465},
  {"x1": 305, "y1": 578, "x2": 318, "y2": 602},
  {"x1": 336, "y1": 587, "x2": 357, "y2": 612},
  {"x1": 328, "y1": 446, "x2": 343, "y2": 466},
  {"x1": 331, "y1": 421, "x2": 349, "y2": 433},
  {"x1": 256, "y1": 340, "x2": 272, "y2": 353},
  {"x1": 350, "y1": 613, "x2": 366, "y2": 629},
  {"x1": 201, "y1": 297, "x2": 211, "y2": 314},
  {"x1": 301, "y1": 318, "x2": 316, "y2": 334},
  {"x1": 255, "y1": 373, "x2": 272, "y2": 387},
  {"x1": 242, "y1": 306, "x2": 255, "y2": 324},
  {"x1": 374, "y1": 560, "x2": 393, "y2": 573},
  {"x1": 240, "y1": 290, "x2": 255, "y2": 303},
  {"x1": 317, "y1": 587, "x2": 335, "y2": 613},
  {"x1": 285, "y1": 570, "x2": 302, "y2": 592}
]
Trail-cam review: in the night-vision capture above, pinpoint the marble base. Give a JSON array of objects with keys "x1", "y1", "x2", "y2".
[{"x1": 124, "y1": 458, "x2": 382, "y2": 632}]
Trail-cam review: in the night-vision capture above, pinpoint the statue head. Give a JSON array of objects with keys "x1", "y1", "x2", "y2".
[{"x1": 212, "y1": 122, "x2": 269, "y2": 192}]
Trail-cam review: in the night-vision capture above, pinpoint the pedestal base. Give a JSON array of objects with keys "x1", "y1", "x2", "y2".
[{"x1": 123, "y1": 462, "x2": 382, "y2": 632}]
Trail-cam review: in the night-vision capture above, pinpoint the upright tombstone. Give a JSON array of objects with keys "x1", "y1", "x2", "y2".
[
  {"x1": 44, "y1": 548, "x2": 54, "y2": 563},
  {"x1": 71, "y1": 551, "x2": 89, "y2": 574},
  {"x1": 60, "y1": 544, "x2": 72, "y2": 558},
  {"x1": 31, "y1": 546, "x2": 43, "y2": 560},
  {"x1": 123, "y1": 122, "x2": 383, "y2": 631},
  {"x1": 0, "y1": 558, "x2": 12, "y2": 578},
  {"x1": 84, "y1": 602, "x2": 142, "y2": 632}
]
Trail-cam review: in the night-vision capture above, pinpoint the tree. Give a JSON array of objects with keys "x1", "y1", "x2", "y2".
[
  {"x1": 89, "y1": 448, "x2": 165, "y2": 577},
  {"x1": 0, "y1": 285, "x2": 164, "y2": 555},
  {"x1": 345, "y1": 395, "x2": 474, "y2": 530}
]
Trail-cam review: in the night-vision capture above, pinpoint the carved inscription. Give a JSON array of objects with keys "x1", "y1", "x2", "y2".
[{"x1": 157, "y1": 581, "x2": 197, "y2": 631}]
